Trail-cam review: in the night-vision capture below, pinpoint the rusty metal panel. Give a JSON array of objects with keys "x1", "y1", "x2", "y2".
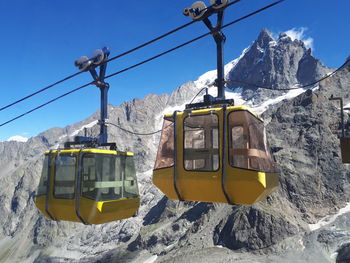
[{"x1": 340, "y1": 137, "x2": 350, "y2": 163}]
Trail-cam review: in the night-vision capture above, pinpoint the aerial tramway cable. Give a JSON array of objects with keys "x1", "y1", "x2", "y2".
[
  {"x1": 0, "y1": 0, "x2": 243, "y2": 113},
  {"x1": 0, "y1": 0, "x2": 293, "y2": 128},
  {"x1": 0, "y1": 71, "x2": 83, "y2": 112}
]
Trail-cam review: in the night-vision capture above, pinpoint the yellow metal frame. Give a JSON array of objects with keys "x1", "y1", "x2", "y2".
[
  {"x1": 36, "y1": 149, "x2": 140, "y2": 224},
  {"x1": 44, "y1": 148, "x2": 134, "y2": 156},
  {"x1": 153, "y1": 106, "x2": 279, "y2": 205}
]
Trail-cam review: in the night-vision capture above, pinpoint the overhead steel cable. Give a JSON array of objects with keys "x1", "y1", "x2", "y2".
[
  {"x1": 0, "y1": 1, "x2": 243, "y2": 114},
  {"x1": 106, "y1": 0, "x2": 284, "y2": 79},
  {"x1": 106, "y1": 88, "x2": 210, "y2": 136},
  {"x1": 222, "y1": 0, "x2": 284, "y2": 30},
  {"x1": 225, "y1": 56, "x2": 350, "y2": 91},
  {"x1": 0, "y1": 0, "x2": 285, "y2": 128},
  {"x1": 106, "y1": 122, "x2": 166, "y2": 136},
  {"x1": 0, "y1": 71, "x2": 83, "y2": 112},
  {"x1": 0, "y1": 82, "x2": 93, "y2": 128},
  {"x1": 105, "y1": 0, "x2": 242, "y2": 64}
]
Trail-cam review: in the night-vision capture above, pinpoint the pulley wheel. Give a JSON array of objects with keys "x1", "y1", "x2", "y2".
[
  {"x1": 210, "y1": 0, "x2": 229, "y2": 9},
  {"x1": 75, "y1": 56, "x2": 91, "y2": 71},
  {"x1": 190, "y1": 1, "x2": 207, "y2": 20},
  {"x1": 91, "y1": 49, "x2": 105, "y2": 65}
]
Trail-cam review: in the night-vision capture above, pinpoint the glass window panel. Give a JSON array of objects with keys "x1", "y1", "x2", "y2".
[
  {"x1": 82, "y1": 154, "x2": 121, "y2": 201},
  {"x1": 232, "y1": 126, "x2": 246, "y2": 148},
  {"x1": 54, "y1": 154, "x2": 76, "y2": 199},
  {"x1": 212, "y1": 128, "x2": 219, "y2": 149},
  {"x1": 228, "y1": 111, "x2": 277, "y2": 173},
  {"x1": 114, "y1": 156, "x2": 122, "y2": 196},
  {"x1": 154, "y1": 119, "x2": 174, "y2": 169},
  {"x1": 230, "y1": 125, "x2": 248, "y2": 169},
  {"x1": 36, "y1": 155, "x2": 49, "y2": 196},
  {"x1": 184, "y1": 114, "x2": 219, "y2": 171},
  {"x1": 82, "y1": 155, "x2": 96, "y2": 195},
  {"x1": 82, "y1": 153, "x2": 138, "y2": 201},
  {"x1": 124, "y1": 156, "x2": 139, "y2": 198}
]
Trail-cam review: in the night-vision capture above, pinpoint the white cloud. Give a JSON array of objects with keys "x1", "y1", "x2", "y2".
[
  {"x1": 6, "y1": 135, "x2": 28, "y2": 142},
  {"x1": 284, "y1": 27, "x2": 314, "y2": 49}
]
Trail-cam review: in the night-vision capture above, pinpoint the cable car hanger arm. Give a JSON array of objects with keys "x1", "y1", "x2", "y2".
[{"x1": 0, "y1": 0, "x2": 286, "y2": 128}]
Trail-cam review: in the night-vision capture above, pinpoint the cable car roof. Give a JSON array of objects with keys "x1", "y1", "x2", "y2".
[
  {"x1": 44, "y1": 149, "x2": 134, "y2": 156},
  {"x1": 163, "y1": 105, "x2": 263, "y2": 122}
]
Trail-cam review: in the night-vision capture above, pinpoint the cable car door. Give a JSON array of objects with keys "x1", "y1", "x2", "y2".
[
  {"x1": 175, "y1": 108, "x2": 228, "y2": 203},
  {"x1": 49, "y1": 152, "x2": 79, "y2": 222}
]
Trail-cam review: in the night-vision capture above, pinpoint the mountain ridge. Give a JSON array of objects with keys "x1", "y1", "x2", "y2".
[{"x1": 0, "y1": 28, "x2": 350, "y2": 262}]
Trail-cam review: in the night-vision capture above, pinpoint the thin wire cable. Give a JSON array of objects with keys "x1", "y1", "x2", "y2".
[
  {"x1": 188, "y1": 87, "x2": 207, "y2": 104},
  {"x1": 105, "y1": 0, "x2": 242, "y2": 64},
  {"x1": 225, "y1": 56, "x2": 350, "y2": 91},
  {"x1": 105, "y1": 31, "x2": 212, "y2": 79},
  {"x1": 106, "y1": 0, "x2": 283, "y2": 79},
  {"x1": 0, "y1": 0, "x2": 285, "y2": 128},
  {"x1": 222, "y1": 0, "x2": 284, "y2": 30},
  {"x1": 107, "y1": 122, "x2": 166, "y2": 136},
  {"x1": 0, "y1": 1, "x2": 243, "y2": 113},
  {"x1": 0, "y1": 82, "x2": 92, "y2": 128},
  {"x1": 0, "y1": 71, "x2": 83, "y2": 112},
  {"x1": 106, "y1": 87, "x2": 207, "y2": 136}
]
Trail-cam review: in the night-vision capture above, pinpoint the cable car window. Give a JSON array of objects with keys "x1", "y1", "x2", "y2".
[
  {"x1": 154, "y1": 119, "x2": 174, "y2": 170},
  {"x1": 124, "y1": 156, "x2": 139, "y2": 198},
  {"x1": 54, "y1": 154, "x2": 76, "y2": 199},
  {"x1": 212, "y1": 128, "x2": 219, "y2": 171},
  {"x1": 184, "y1": 128, "x2": 205, "y2": 169},
  {"x1": 231, "y1": 126, "x2": 249, "y2": 168},
  {"x1": 184, "y1": 114, "x2": 219, "y2": 171},
  {"x1": 37, "y1": 155, "x2": 49, "y2": 196},
  {"x1": 228, "y1": 111, "x2": 276, "y2": 173},
  {"x1": 82, "y1": 155, "x2": 96, "y2": 196},
  {"x1": 82, "y1": 153, "x2": 125, "y2": 201},
  {"x1": 249, "y1": 123, "x2": 276, "y2": 172},
  {"x1": 114, "y1": 156, "x2": 122, "y2": 197}
]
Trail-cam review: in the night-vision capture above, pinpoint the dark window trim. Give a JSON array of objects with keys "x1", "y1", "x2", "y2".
[
  {"x1": 153, "y1": 165, "x2": 175, "y2": 172},
  {"x1": 183, "y1": 112, "x2": 221, "y2": 172}
]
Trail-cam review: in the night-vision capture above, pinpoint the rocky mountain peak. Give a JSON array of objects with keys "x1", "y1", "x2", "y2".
[
  {"x1": 226, "y1": 29, "x2": 330, "y2": 104},
  {"x1": 256, "y1": 28, "x2": 275, "y2": 49}
]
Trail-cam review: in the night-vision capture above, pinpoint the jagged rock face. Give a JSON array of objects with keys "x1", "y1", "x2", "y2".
[
  {"x1": 0, "y1": 29, "x2": 350, "y2": 263},
  {"x1": 228, "y1": 29, "x2": 329, "y2": 90},
  {"x1": 213, "y1": 206, "x2": 299, "y2": 250},
  {"x1": 227, "y1": 29, "x2": 331, "y2": 106},
  {"x1": 265, "y1": 89, "x2": 350, "y2": 222}
]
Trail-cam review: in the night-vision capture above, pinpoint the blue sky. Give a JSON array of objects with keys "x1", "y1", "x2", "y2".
[{"x1": 0, "y1": 0, "x2": 349, "y2": 141}]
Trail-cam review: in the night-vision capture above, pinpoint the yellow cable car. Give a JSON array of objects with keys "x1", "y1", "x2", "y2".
[
  {"x1": 35, "y1": 149, "x2": 140, "y2": 224},
  {"x1": 153, "y1": 3, "x2": 279, "y2": 204},
  {"x1": 153, "y1": 105, "x2": 279, "y2": 205},
  {"x1": 35, "y1": 47, "x2": 141, "y2": 224}
]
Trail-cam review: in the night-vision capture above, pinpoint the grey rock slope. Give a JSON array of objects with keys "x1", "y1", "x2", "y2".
[{"x1": 0, "y1": 29, "x2": 349, "y2": 263}]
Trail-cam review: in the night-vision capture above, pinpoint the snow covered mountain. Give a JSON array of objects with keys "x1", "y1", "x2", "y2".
[{"x1": 0, "y1": 29, "x2": 350, "y2": 263}]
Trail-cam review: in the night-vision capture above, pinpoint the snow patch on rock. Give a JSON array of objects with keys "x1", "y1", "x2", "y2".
[
  {"x1": 309, "y1": 202, "x2": 350, "y2": 231},
  {"x1": 6, "y1": 135, "x2": 28, "y2": 142}
]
